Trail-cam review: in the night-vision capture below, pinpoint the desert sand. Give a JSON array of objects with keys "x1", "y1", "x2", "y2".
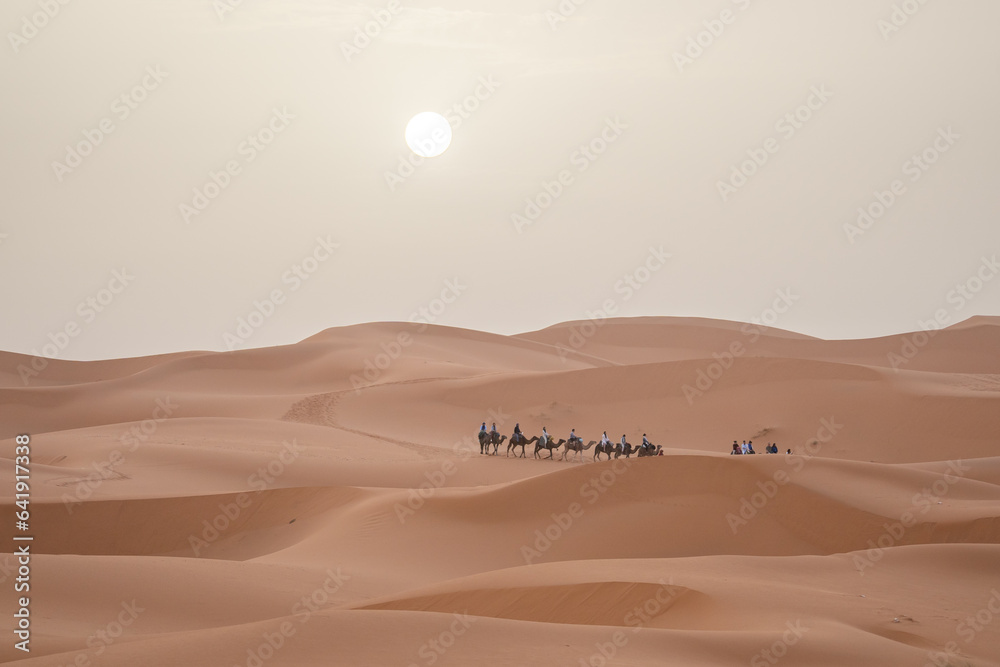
[{"x1": 2, "y1": 317, "x2": 999, "y2": 666}]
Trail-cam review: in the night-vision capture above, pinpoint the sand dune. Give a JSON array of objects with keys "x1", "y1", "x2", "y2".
[{"x1": 2, "y1": 317, "x2": 999, "y2": 666}]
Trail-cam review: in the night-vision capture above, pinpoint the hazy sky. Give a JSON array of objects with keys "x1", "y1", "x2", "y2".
[{"x1": 2, "y1": 0, "x2": 999, "y2": 360}]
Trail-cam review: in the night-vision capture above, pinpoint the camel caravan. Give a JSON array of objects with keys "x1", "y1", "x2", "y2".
[{"x1": 478, "y1": 422, "x2": 663, "y2": 461}]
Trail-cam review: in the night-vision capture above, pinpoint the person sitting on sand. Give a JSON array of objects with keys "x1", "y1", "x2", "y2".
[
  {"x1": 731, "y1": 443, "x2": 741, "y2": 455},
  {"x1": 786, "y1": 448, "x2": 792, "y2": 455},
  {"x1": 741, "y1": 440, "x2": 749, "y2": 455},
  {"x1": 747, "y1": 441, "x2": 755, "y2": 455}
]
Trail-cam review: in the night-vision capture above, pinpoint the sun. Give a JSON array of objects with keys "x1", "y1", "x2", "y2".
[{"x1": 405, "y1": 112, "x2": 452, "y2": 158}]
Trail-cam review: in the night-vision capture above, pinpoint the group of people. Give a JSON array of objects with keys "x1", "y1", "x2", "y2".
[
  {"x1": 477, "y1": 423, "x2": 797, "y2": 458},
  {"x1": 730, "y1": 440, "x2": 790, "y2": 455},
  {"x1": 596, "y1": 428, "x2": 658, "y2": 453},
  {"x1": 480, "y1": 422, "x2": 661, "y2": 454}
]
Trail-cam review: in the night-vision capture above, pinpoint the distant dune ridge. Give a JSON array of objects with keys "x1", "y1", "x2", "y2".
[{"x1": 1, "y1": 317, "x2": 999, "y2": 666}]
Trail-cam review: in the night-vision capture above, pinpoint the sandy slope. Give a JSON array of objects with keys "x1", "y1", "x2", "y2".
[{"x1": 1, "y1": 317, "x2": 998, "y2": 666}]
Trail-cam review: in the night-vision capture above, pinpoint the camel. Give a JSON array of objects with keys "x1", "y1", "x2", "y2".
[
  {"x1": 534, "y1": 437, "x2": 566, "y2": 460},
  {"x1": 488, "y1": 432, "x2": 507, "y2": 455},
  {"x1": 615, "y1": 441, "x2": 638, "y2": 459},
  {"x1": 478, "y1": 430, "x2": 503, "y2": 455},
  {"x1": 507, "y1": 433, "x2": 540, "y2": 458},
  {"x1": 637, "y1": 444, "x2": 662, "y2": 457},
  {"x1": 594, "y1": 441, "x2": 616, "y2": 461},
  {"x1": 561, "y1": 439, "x2": 596, "y2": 462}
]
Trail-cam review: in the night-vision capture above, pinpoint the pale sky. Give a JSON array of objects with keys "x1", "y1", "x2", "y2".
[{"x1": 2, "y1": 0, "x2": 999, "y2": 360}]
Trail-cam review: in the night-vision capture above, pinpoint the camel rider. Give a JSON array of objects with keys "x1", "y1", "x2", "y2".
[
  {"x1": 569, "y1": 428, "x2": 579, "y2": 445},
  {"x1": 480, "y1": 422, "x2": 486, "y2": 435},
  {"x1": 490, "y1": 423, "x2": 498, "y2": 435},
  {"x1": 542, "y1": 427, "x2": 551, "y2": 446},
  {"x1": 601, "y1": 431, "x2": 610, "y2": 446},
  {"x1": 642, "y1": 433, "x2": 651, "y2": 450},
  {"x1": 513, "y1": 423, "x2": 522, "y2": 438},
  {"x1": 621, "y1": 434, "x2": 628, "y2": 449}
]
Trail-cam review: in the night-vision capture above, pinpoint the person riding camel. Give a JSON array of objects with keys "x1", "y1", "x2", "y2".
[
  {"x1": 490, "y1": 423, "x2": 498, "y2": 435},
  {"x1": 513, "y1": 423, "x2": 522, "y2": 438},
  {"x1": 642, "y1": 433, "x2": 651, "y2": 451},
  {"x1": 601, "y1": 431, "x2": 611, "y2": 447},
  {"x1": 541, "y1": 426, "x2": 551, "y2": 446},
  {"x1": 620, "y1": 434, "x2": 628, "y2": 449},
  {"x1": 568, "y1": 428, "x2": 580, "y2": 445}
]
